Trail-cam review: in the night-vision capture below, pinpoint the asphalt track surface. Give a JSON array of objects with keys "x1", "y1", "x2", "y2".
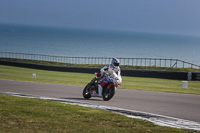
[{"x1": 1, "y1": 79, "x2": 200, "y2": 123}]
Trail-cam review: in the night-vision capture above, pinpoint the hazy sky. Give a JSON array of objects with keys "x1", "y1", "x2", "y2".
[{"x1": 0, "y1": 0, "x2": 200, "y2": 35}]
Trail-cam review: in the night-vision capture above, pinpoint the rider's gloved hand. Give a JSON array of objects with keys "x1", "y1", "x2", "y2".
[{"x1": 96, "y1": 73, "x2": 101, "y2": 79}]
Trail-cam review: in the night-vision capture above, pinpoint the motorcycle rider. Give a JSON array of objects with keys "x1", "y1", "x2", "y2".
[
  {"x1": 100, "y1": 58, "x2": 121, "y2": 79},
  {"x1": 89, "y1": 58, "x2": 121, "y2": 96}
]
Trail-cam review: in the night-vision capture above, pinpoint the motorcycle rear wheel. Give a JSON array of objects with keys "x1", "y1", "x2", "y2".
[
  {"x1": 103, "y1": 85, "x2": 115, "y2": 101},
  {"x1": 83, "y1": 84, "x2": 92, "y2": 99}
]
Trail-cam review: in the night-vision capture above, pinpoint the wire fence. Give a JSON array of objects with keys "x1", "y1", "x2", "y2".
[{"x1": 0, "y1": 52, "x2": 200, "y2": 69}]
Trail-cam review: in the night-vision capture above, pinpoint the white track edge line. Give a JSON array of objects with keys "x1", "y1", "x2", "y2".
[{"x1": 1, "y1": 92, "x2": 200, "y2": 131}]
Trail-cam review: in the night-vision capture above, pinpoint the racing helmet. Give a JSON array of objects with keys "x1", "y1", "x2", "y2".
[{"x1": 111, "y1": 58, "x2": 120, "y2": 67}]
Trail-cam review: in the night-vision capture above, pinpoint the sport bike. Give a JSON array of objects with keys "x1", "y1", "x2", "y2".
[{"x1": 83, "y1": 70, "x2": 122, "y2": 101}]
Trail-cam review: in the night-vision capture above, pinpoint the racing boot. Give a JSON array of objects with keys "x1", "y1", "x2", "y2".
[{"x1": 97, "y1": 85, "x2": 103, "y2": 97}]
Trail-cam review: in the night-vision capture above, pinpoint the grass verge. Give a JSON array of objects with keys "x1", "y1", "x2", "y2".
[
  {"x1": 0, "y1": 94, "x2": 196, "y2": 132},
  {"x1": 0, "y1": 64, "x2": 200, "y2": 95}
]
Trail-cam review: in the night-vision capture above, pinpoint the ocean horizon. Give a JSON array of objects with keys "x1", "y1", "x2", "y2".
[{"x1": 0, "y1": 24, "x2": 200, "y2": 65}]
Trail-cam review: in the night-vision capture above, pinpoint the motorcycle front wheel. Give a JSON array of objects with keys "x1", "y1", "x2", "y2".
[
  {"x1": 103, "y1": 85, "x2": 116, "y2": 101},
  {"x1": 83, "y1": 84, "x2": 92, "y2": 99}
]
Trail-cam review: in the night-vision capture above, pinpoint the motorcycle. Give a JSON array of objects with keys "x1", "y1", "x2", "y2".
[{"x1": 83, "y1": 70, "x2": 122, "y2": 101}]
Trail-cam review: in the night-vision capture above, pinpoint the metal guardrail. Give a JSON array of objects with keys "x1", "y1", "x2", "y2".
[{"x1": 0, "y1": 52, "x2": 200, "y2": 69}]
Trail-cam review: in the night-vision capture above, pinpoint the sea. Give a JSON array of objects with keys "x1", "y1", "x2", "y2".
[{"x1": 0, "y1": 24, "x2": 200, "y2": 65}]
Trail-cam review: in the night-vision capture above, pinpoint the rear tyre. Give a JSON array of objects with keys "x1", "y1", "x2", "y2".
[
  {"x1": 83, "y1": 84, "x2": 91, "y2": 99},
  {"x1": 103, "y1": 85, "x2": 115, "y2": 101}
]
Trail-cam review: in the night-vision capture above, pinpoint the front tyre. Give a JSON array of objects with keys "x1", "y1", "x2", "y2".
[
  {"x1": 103, "y1": 85, "x2": 115, "y2": 101},
  {"x1": 83, "y1": 84, "x2": 91, "y2": 99}
]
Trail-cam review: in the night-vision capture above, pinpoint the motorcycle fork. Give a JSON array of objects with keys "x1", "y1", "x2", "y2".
[
  {"x1": 101, "y1": 82, "x2": 112, "y2": 91},
  {"x1": 107, "y1": 83, "x2": 113, "y2": 90},
  {"x1": 100, "y1": 81, "x2": 108, "y2": 88}
]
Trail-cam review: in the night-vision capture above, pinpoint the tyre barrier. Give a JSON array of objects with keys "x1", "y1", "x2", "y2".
[{"x1": 0, "y1": 60, "x2": 199, "y2": 81}]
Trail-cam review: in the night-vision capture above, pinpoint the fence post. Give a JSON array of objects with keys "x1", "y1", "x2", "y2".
[
  {"x1": 136, "y1": 58, "x2": 138, "y2": 66},
  {"x1": 128, "y1": 58, "x2": 129, "y2": 65},
  {"x1": 132, "y1": 58, "x2": 133, "y2": 66},
  {"x1": 149, "y1": 58, "x2": 151, "y2": 66},
  {"x1": 160, "y1": 59, "x2": 161, "y2": 67},
  {"x1": 170, "y1": 59, "x2": 172, "y2": 67}
]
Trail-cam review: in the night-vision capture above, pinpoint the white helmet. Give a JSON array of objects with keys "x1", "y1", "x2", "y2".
[{"x1": 111, "y1": 58, "x2": 120, "y2": 67}]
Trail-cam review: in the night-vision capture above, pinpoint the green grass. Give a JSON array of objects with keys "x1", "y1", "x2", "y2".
[
  {"x1": 0, "y1": 94, "x2": 196, "y2": 133},
  {"x1": 0, "y1": 62, "x2": 199, "y2": 132},
  {"x1": 1, "y1": 57, "x2": 200, "y2": 72},
  {"x1": 0, "y1": 64, "x2": 200, "y2": 95},
  {"x1": 122, "y1": 77, "x2": 200, "y2": 94}
]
